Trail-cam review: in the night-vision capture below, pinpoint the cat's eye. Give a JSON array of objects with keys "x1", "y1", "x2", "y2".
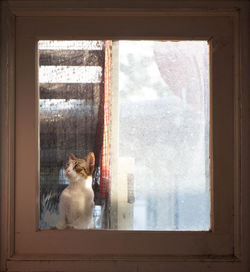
[
  {"x1": 74, "y1": 164, "x2": 81, "y2": 170},
  {"x1": 39, "y1": 40, "x2": 210, "y2": 231}
]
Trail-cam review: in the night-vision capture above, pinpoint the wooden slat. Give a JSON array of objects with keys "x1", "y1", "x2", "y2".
[
  {"x1": 40, "y1": 132, "x2": 96, "y2": 148},
  {"x1": 39, "y1": 50, "x2": 104, "y2": 66},
  {"x1": 40, "y1": 83, "x2": 103, "y2": 99}
]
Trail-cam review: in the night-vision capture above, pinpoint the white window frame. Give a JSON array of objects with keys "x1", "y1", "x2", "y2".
[{"x1": 1, "y1": 1, "x2": 249, "y2": 272}]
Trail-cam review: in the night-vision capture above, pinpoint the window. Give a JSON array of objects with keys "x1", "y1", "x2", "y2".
[
  {"x1": 1, "y1": 4, "x2": 248, "y2": 272},
  {"x1": 14, "y1": 13, "x2": 235, "y2": 255},
  {"x1": 39, "y1": 40, "x2": 210, "y2": 231}
]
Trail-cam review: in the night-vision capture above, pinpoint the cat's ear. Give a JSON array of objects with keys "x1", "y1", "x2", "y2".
[
  {"x1": 69, "y1": 153, "x2": 77, "y2": 161},
  {"x1": 87, "y1": 152, "x2": 95, "y2": 174}
]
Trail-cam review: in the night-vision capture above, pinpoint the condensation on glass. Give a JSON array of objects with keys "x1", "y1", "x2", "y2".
[{"x1": 39, "y1": 40, "x2": 210, "y2": 231}]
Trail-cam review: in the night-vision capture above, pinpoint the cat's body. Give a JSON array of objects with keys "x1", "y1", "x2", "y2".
[{"x1": 56, "y1": 153, "x2": 95, "y2": 230}]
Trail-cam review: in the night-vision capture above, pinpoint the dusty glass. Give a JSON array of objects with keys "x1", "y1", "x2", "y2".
[{"x1": 114, "y1": 41, "x2": 210, "y2": 230}]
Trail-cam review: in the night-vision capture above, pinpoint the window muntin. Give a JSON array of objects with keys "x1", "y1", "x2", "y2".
[{"x1": 39, "y1": 40, "x2": 210, "y2": 231}]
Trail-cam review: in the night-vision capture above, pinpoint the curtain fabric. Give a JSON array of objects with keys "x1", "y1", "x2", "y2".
[{"x1": 100, "y1": 40, "x2": 112, "y2": 198}]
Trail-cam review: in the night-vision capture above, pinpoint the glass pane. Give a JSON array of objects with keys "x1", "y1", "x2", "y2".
[
  {"x1": 39, "y1": 40, "x2": 210, "y2": 231},
  {"x1": 39, "y1": 40, "x2": 105, "y2": 229},
  {"x1": 115, "y1": 41, "x2": 210, "y2": 230}
]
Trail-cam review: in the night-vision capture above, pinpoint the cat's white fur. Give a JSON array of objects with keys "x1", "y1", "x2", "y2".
[{"x1": 56, "y1": 160, "x2": 94, "y2": 230}]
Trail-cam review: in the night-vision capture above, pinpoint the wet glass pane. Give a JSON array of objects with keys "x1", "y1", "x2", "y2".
[
  {"x1": 39, "y1": 40, "x2": 210, "y2": 231},
  {"x1": 39, "y1": 40, "x2": 105, "y2": 229}
]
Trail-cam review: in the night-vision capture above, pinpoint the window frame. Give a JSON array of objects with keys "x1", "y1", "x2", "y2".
[
  {"x1": 1, "y1": 2, "x2": 249, "y2": 272},
  {"x1": 14, "y1": 12, "x2": 237, "y2": 255}
]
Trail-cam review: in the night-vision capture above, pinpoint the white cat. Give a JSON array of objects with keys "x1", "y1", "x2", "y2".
[{"x1": 56, "y1": 152, "x2": 95, "y2": 230}]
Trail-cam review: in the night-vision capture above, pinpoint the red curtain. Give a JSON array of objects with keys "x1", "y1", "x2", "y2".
[{"x1": 100, "y1": 41, "x2": 112, "y2": 198}]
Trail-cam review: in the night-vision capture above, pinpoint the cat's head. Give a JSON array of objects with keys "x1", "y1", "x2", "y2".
[{"x1": 65, "y1": 152, "x2": 95, "y2": 180}]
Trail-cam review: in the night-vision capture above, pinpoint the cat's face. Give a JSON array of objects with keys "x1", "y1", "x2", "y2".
[{"x1": 65, "y1": 152, "x2": 95, "y2": 179}]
